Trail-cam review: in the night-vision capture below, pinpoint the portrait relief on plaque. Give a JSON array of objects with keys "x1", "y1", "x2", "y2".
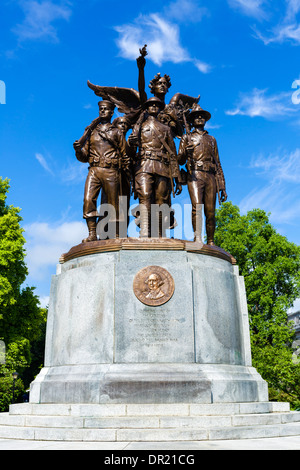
[{"x1": 133, "y1": 266, "x2": 175, "y2": 306}]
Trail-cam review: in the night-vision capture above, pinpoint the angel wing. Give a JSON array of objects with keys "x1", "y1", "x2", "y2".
[{"x1": 87, "y1": 81, "x2": 141, "y2": 114}]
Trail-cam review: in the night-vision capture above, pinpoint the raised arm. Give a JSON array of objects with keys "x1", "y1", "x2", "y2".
[{"x1": 136, "y1": 45, "x2": 148, "y2": 105}]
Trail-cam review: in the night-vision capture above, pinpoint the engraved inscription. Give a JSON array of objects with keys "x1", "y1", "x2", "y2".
[{"x1": 131, "y1": 310, "x2": 179, "y2": 344}]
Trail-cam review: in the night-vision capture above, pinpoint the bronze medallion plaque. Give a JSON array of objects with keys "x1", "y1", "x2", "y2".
[{"x1": 133, "y1": 266, "x2": 175, "y2": 306}]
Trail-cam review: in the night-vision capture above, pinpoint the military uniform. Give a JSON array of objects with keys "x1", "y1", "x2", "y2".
[
  {"x1": 178, "y1": 128, "x2": 226, "y2": 244},
  {"x1": 133, "y1": 114, "x2": 180, "y2": 237},
  {"x1": 75, "y1": 121, "x2": 128, "y2": 237}
]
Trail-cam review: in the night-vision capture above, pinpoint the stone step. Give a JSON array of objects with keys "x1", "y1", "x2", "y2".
[
  {"x1": 1, "y1": 402, "x2": 299, "y2": 442},
  {"x1": 8, "y1": 401, "x2": 291, "y2": 417},
  {"x1": 0, "y1": 422, "x2": 300, "y2": 442},
  {"x1": 1, "y1": 411, "x2": 300, "y2": 429}
]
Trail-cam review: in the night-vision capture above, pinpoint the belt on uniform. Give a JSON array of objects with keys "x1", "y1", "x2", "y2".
[
  {"x1": 188, "y1": 160, "x2": 215, "y2": 173},
  {"x1": 90, "y1": 159, "x2": 119, "y2": 169},
  {"x1": 139, "y1": 150, "x2": 169, "y2": 165}
]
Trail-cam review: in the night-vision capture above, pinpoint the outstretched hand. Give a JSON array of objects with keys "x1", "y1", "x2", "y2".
[{"x1": 136, "y1": 44, "x2": 147, "y2": 69}]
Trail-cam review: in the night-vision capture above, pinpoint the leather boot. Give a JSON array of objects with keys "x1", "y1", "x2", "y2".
[
  {"x1": 192, "y1": 205, "x2": 203, "y2": 243},
  {"x1": 206, "y1": 220, "x2": 215, "y2": 246},
  {"x1": 82, "y1": 217, "x2": 97, "y2": 243}
]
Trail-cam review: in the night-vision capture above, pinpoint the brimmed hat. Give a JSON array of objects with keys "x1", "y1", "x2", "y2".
[
  {"x1": 142, "y1": 97, "x2": 165, "y2": 110},
  {"x1": 188, "y1": 104, "x2": 211, "y2": 122}
]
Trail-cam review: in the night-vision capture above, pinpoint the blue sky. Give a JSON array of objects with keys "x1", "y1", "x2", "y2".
[{"x1": 1, "y1": 0, "x2": 300, "y2": 309}]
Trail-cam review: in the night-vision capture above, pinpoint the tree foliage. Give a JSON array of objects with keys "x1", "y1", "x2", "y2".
[
  {"x1": 0, "y1": 177, "x2": 46, "y2": 410},
  {"x1": 215, "y1": 202, "x2": 300, "y2": 407}
]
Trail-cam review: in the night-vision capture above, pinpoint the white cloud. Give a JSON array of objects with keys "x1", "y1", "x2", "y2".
[
  {"x1": 35, "y1": 152, "x2": 54, "y2": 174},
  {"x1": 249, "y1": 149, "x2": 300, "y2": 183},
  {"x1": 226, "y1": 88, "x2": 296, "y2": 119},
  {"x1": 251, "y1": 0, "x2": 300, "y2": 44},
  {"x1": 35, "y1": 151, "x2": 87, "y2": 183},
  {"x1": 227, "y1": 0, "x2": 267, "y2": 19},
  {"x1": 239, "y1": 149, "x2": 300, "y2": 226},
  {"x1": 165, "y1": 0, "x2": 209, "y2": 23},
  {"x1": 24, "y1": 221, "x2": 86, "y2": 280},
  {"x1": 12, "y1": 0, "x2": 72, "y2": 43},
  {"x1": 240, "y1": 182, "x2": 300, "y2": 225},
  {"x1": 115, "y1": 14, "x2": 190, "y2": 66},
  {"x1": 285, "y1": 0, "x2": 300, "y2": 20},
  {"x1": 194, "y1": 60, "x2": 212, "y2": 74},
  {"x1": 39, "y1": 295, "x2": 50, "y2": 308},
  {"x1": 60, "y1": 160, "x2": 88, "y2": 183},
  {"x1": 255, "y1": 22, "x2": 300, "y2": 44},
  {"x1": 228, "y1": 0, "x2": 300, "y2": 45},
  {"x1": 115, "y1": 11, "x2": 211, "y2": 73}
]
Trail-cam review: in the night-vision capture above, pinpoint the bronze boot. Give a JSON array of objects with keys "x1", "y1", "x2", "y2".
[
  {"x1": 82, "y1": 217, "x2": 97, "y2": 243},
  {"x1": 206, "y1": 220, "x2": 215, "y2": 246}
]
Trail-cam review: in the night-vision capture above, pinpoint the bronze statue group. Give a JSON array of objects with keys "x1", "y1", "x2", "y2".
[{"x1": 74, "y1": 46, "x2": 227, "y2": 245}]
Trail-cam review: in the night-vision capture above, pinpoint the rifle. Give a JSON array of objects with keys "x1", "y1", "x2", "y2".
[
  {"x1": 179, "y1": 102, "x2": 191, "y2": 185},
  {"x1": 215, "y1": 169, "x2": 221, "y2": 205},
  {"x1": 75, "y1": 116, "x2": 101, "y2": 148},
  {"x1": 181, "y1": 102, "x2": 192, "y2": 146},
  {"x1": 210, "y1": 144, "x2": 222, "y2": 205}
]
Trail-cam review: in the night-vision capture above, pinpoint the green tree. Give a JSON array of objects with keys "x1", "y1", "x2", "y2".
[
  {"x1": 215, "y1": 202, "x2": 300, "y2": 408},
  {"x1": 0, "y1": 177, "x2": 46, "y2": 410}
]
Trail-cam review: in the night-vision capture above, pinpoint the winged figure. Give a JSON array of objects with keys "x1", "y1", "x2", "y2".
[{"x1": 87, "y1": 45, "x2": 199, "y2": 135}]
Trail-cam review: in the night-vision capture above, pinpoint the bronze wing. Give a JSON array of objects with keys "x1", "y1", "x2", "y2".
[{"x1": 87, "y1": 81, "x2": 141, "y2": 115}]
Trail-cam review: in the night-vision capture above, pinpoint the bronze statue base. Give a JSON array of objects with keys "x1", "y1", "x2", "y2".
[{"x1": 60, "y1": 237, "x2": 236, "y2": 265}]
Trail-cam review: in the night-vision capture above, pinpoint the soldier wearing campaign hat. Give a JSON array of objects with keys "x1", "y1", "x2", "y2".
[{"x1": 178, "y1": 104, "x2": 227, "y2": 245}]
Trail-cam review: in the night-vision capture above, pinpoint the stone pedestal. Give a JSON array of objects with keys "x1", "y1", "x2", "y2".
[{"x1": 30, "y1": 238, "x2": 268, "y2": 404}]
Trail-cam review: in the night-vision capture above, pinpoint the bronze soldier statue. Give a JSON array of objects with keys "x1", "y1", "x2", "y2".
[
  {"x1": 128, "y1": 97, "x2": 182, "y2": 238},
  {"x1": 73, "y1": 100, "x2": 129, "y2": 242},
  {"x1": 178, "y1": 104, "x2": 227, "y2": 245}
]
